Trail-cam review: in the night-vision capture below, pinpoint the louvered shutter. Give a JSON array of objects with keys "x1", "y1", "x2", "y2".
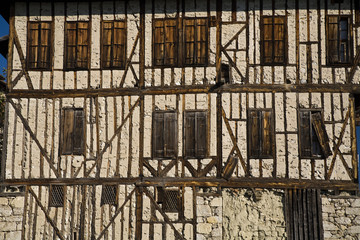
[
  {"x1": 113, "y1": 21, "x2": 126, "y2": 68},
  {"x1": 299, "y1": 111, "x2": 312, "y2": 157},
  {"x1": 102, "y1": 21, "x2": 112, "y2": 68},
  {"x1": 196, "y1": 111, "x2": 207, "y2": 157},
  {"x1": 39, "y1": 22, "x2": 51, "y2": 68},
  {"x1": 262, "y1": 17, "x2": 273, "y2": 64},
  {"x1": 153, "y1": 20, "x2": 165, "y2": 65},
  {"x1": 184, "y1": 19, "x2": 195, "y2": 65},
  {"x1": 153, "y1": 112, "x2": 164, "y2": 158},
  {"x1": 65, "y1": 22, "x2": 77, "y2": 69},
  {"x1": 165, "y1": 19, "x2": 177, "y2": 66},
  {"x1": 274, "y1": 17, "x2": 285, "y2": 63},
  {"x1": 249, "y1": 110, "x2": 260, "y2": 157},
  {"x1": 73, "y1": 109, "x2": 85, "y2": 155},
  {"x1": 77, "y1": 22, "x2": 89, "y2": 68},
  {"x1": 262, "y1": 110, "x2": 273, "y2": 157},
  {"x1": 311, "y1": 112, "x2": 332, "y2": 158}
]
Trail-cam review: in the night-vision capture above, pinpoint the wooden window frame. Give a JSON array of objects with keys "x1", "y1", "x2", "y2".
[
  {"x1": 326, "y1": 15, "x2": 353, "y2": 66},
  {"x1": 60, "y1": 108, "x2": 85, "y2": 156},
  {"x1": 247, "y1": 109, "x2": 275, "y2": 159},
  {"x1": 101, "y1": 20, "x2": 127, "y2": 70},
  {"x1": 64, "y1": 21, "x2": 90, "y2": 70},
  {"x1": 152, "y1": 17, "x2": 209, "y2": 68},
  {"x1": 49, "y1": 185, "x2": 65, "y2": 208},
  {"x1": 152, "y1": 110, "x2": 178, "y2": 159},
  {"x1": 26, "y1": 21, "x2": 53, "y2": 70},
  {"x1": 183, "y1": 110, "x2": 208, "y2": 159},
  {"x1": 260, "y1": 16, "x2": 287, "y2": 66},
  {"x1": 298, "y1": 109, "x2": 332, "y2": 159}
]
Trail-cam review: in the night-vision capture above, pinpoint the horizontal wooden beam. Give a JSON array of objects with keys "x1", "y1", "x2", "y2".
[
  {"x1": 7, "y1": 84, "x2": 360, "y2": 98},
  {"x1": 1, "y1": 177, "x2": 357, "y2": 190}
]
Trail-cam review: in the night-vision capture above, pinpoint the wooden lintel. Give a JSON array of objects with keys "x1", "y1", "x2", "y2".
[
  {"x1": 7, "y1": 84, "x2": 360, "y2": 99},
  {"x1": 1, "y1": 177, "x2": 357, "y2": 191}
]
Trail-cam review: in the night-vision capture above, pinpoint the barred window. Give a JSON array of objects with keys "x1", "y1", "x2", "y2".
[
  {"x1": 101, "y1": 185, "x2": 118, "y2": 206},
  {"x1": 27, "y1": 22, "x2": 52, "y2": 69},
  {"x1": 49, "y1": 185, "x2": 65, "y2": 208},
  {"x1": 65, "y1": 22, "x2": 90, "y2": 69},
  {"x1": 157, "y1": 188, "x2": 182, "y2": 213},
  {"x1": 101, "y1": 21, "x2": 126, "y2": 69}
]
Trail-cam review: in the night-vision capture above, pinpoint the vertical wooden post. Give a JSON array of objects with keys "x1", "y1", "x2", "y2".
[
  {"x1": 216, "y1": 0, "x2": 222, "y2": 178},
  {"x1": 139, "y1": 0, "x2": 145, "y2": 178},
  {"x1": 350, "y1": 97, "x2": 358, "y2": 181},
  {"x1": 7, "y1": 3, "x2": 15, "y2": 91},
  {"x1": 135, "y1": 186, "x2": 143, "y2": 240}
]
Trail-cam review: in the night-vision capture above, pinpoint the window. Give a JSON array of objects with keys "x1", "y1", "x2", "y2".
[
  {"x1": 299, "y1": 110, "x2": 332, "y2": 158},
  {"x1": 248, "y1": 109, "x2": 274, "y2": 158},
  {"x1": 153, "y1": 18, "x2": 208, "y2": 67},
  {"x1": 327, "y1": 16, "x2": 352, "y2": 64},
  {"x1": 49, "y1": 185, "x2": 65, "y2": 207},
  {"x1": 157, "y1": 188, "x2": 182, "y2": 213},
  {"x1": 65, "y1": 22, "x2": 90, "y2": 69},
  {"x1": 27, "y1": 21, "x2": 52, "y2": 69},
  {"x1": 261, "y1": 16, "x2": 287, "y2": 65},
  {"x1": 152, "y1": 111, "x2": 177, "y2": 158},
  {"x1": 101, "y1": 21, "x2": 126, "y2": 69},
  {"x1": 355, "y1": 0, "x2": 360, "y2": 25},
  {"x1": 60, "y1": 108, "x2": 85, "y2": 155},
  {"x1": 184, "y1": 111, "x2": 207, "y2": 158},
  {"x1": 101, "y1": 185, "x2": 118, "y2": 206},
  {"x1": 285, "y1": 189, "x2": 323, "y2": 240}
]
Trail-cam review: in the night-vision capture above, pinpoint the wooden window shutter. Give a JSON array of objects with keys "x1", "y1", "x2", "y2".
[
  {"x1": 311, "y1": 112, "x2": 332, "y2": 158},
  {"x1": 261, "y1": 111, "x2": 273, "y2": 157},
  {"x1": 184, "y1": 19, "x2": 195, "y2": 65},
  {"x1": 27, "y1": 22, "x2": 52, "y2": 69},
  {"x1": 153, "y1": 112, "x2": 165, "y2": 158},
  {"x1": 299, "y1": 111, "x2": 312, "y2": 157},
  {"x1": 102, "y1": 21, "x2": 126, "y2": 69},
  {"x1": 102, "y1": 21, "x2": 113, "y2": 68},
  {"x1": 249, "y1": 110, "x2": 260, "y2": 157},
  {"x1": 77, "y1": 22, "x2": 89, "y2": 68},
  {"x1": 153, "y1": 20, "x2": 165, "y2": 66},
  {"x1": 262, "y1": 17, "x2": 273, "y2": 64},
  {"x1": 65, "y1": 22, "x2": 89, "y2": 69},
  {"x1": 65, "y1": 22, "x2": 77, "y2": 69},
  {"x1": 49, "y1": 185, "x2": 65, "y2": 208},
  {"x1": 61, "y1": 108, "x2": 85, "y2": 155},
  {"x1": 356, "y1": 0, "x2": 360, "y2": 24},
  {"x1": 73, "y1": 109, "x2": 85, "y2": 155},
  {"x1": 195, "y1": 111, "x2": 207, "y2": 157},
  {"x1": 285, "y1": 189, "x2": 323, "y2": 240},
  {"x1": 61, "y1": 109, "x2": 75, "y2": 155},
  {"x1": 184, "y1": 112, "x2": 196, "y2": 157},
  {"x1": 164, "y1": 112, "x2": 177, "y2": 157},
  {"x1": 273, "y1": 17, "x2": 285, "y2": 63},
  {"x1": 164, "y1": 19, "x2": 177, "y2": 66},
  {"x1": 195, "y1": 18, "x2": 208, "y2": 65},
  {"x1": 101, "y1": 185, "x2": 118, "y2": 206}
]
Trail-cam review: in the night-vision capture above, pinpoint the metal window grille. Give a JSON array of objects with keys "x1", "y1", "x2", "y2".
[
  {"x1": 162, "y1": 189, "x2": 181, "y2": 213},
  {"x1": 101, "y1": 185, "x2": 118, "y2": 206},
  {"x1": 49, "y1": 185, "x2": 64, "y2": 207}
]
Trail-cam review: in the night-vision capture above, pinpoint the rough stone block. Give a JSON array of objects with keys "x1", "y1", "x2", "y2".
[
  {"x1": 347, "y1": 225, "x2": 360, "y2": 234},
  {"x1": 323, "y1": 221, "x2": 338, "y2": 231},
  {"x1": 4, "y1": 231, "x2": 21, "y2": 240},
  {"x1": 9, "y1": 197, "x2": 24, "y2": 209},
  {"x1": 197, "y1": 223, "x2": 212, "y2": 234},
  {"x1": 351, "y1": 199, "x2": 360, "y2": 208},
  {"x1": 197, "y1": 205, "x2": 212, "y2": 217},
  {"x1": 322, "y1": 205, "x2": 335, "y2": 213},
  {"x1": 207, "y1": 216, "x2": 218, "y2": 224},
  {"x1": 334, "y1": 217, "x2": 351, "y2": 225},
  {"x1": 0, "y1": 198, "x2": 8, "y2": 206},
  {"x1": 0, "y1": 222, "x2": 17, "y2": 232},
  {"x1": 345, "y1": 207, "x2": 360, "y2": 215},
  {"x1": 0, "y1": 206, "x2": 12, "y2": 217},
  {"x1": 210, "y1": 197, "x2": 222, "y2": 207}
]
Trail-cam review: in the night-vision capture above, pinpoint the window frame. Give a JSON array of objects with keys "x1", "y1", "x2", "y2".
[
  {"x1": 26, "y1": 21, "x2": 53, "y2": 70},
  {"x1": 326, "y1": 15, "x2": 353, "y2": 66},
  {"x1": 152, "y1": 110, "x2": 178, "y2": 159},
  {"x1": 247, "y1": 109, "x2": 275, "y2": 159},
  {"x1": 260, "y1": 16, "x2": 287, "y2": 66},
  {"x1": 298, "y1": 109, "x2": 331, "y2": 159},
  {"x1": 101, "y1": 20, "x2": 127, "y2": 70},
  {"x1": 183, "y1": 110, "x2": 208, "y2": 159},
  {"x1": 152, "y1": 17, "x2": 209, "y2": 68},
  {"x1": 64, "y1": 21, "x2": 90, "y2": 70},
  {"x1": 60, "y1": 108, "x2": 85, "y2": 156}
]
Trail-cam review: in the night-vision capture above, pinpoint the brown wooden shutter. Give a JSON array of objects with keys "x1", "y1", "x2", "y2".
[
  {"x1": 327, "y1": 16, "x2": 339, "y2": 64},
  {"x1": 153, "y1": 112, "x2": 164, "y2": 158},
  {"x1": 184, "y1": 19, "x2": 195, "y2": 65},
  {"x1": 262, "y1": 17, "x2": 273, "y2": 64},
  {"x1": 262, "y1": 110, "x2": 273, "y2": 157},
  {"x1": 102, "y1": 21, "x2": 112, "y2": 68},
  {"x1": 196, "y1": 18, "x2": 207, "y2": 64},
  {"x1": 28, "y1": 22, "x2": 40, "y2": 69},
  {"x1": 164, "y1": 19, "x2": 177, "y2": 66},
  {"x1": 164, "y1": 112, "x2": 177, "y2": 157},
  {"x1": 274, "y1": 17, "x2": 285, "y2": 63},
  {"x1": 113, "y1": 21, "x2": 126, "y2": 68},
  {"x1": 39, "y1": 22, "x2": 51, "y2": 68},
  {"x1": 299, "y1": 111, "x2": 312, "y2": 157},
  {"x1": 65, "y1": 22, "x2": 77, "y2": 69},
  {"x1": 311, "y1": 112, "x2": 332, "y2": 158},
  {"x1": 61, "y1": 109, "x2": 74, "y2": 155},
  {"x1": 249, "y1": 110, "x2": 260, "y2": 157},
  {"x1": 356, "y1": 0, "x2": 360, "y2": 24},
  {"x1": 184, "y1": 112, "x2": 196, "y2": 157},
  {"x1": 153, "y1": 20, "x2": 165, "y2": 66},
  {"x1": 28, "y1": 22, "x2": 51, "y2": 69},
  {"x1": 73, "y1": 109, "x2": 85, "y2": 155},
  {"x1": 77, "y1": 22, "x2": 89, "y2": 68},
  {"x1": 196, "y1": 111, "x2": 207, "y2": 157}
]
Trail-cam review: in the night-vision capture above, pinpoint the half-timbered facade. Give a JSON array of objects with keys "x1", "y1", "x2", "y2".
[{"x1": 0, "y1": 0, "x2": 360, "y2": 239}]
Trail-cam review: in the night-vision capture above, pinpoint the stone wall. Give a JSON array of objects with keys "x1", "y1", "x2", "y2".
[
  {"x1": 322, "y1": 193, "x2": 360, "y2": 239},
  {"x1": 0, "y1": 196, "x2": 24, "y2": 240}
]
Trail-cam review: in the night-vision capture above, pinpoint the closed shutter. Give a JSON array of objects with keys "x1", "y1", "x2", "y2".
[
  {"x1": 77, "y1": 22, "x2": 89, "y2": 69},
  {"x1": 61, "y1": 109, "x2": 74, "y2": 155},
  {"x1": 196, "y1": 111, "x2": 207, "y2": 157},
  {"x1": 102, "y1": 21, "x2": 113, "y2": 68},
  {"x1": 65, "y1": 22, "x2": 77, "y2": 69},
  {"x1": 73, "y1": 109, "x2": 85, "y2": 155},
  {"x1": 153, "y1": 112, "x2": 164, "y2": 158},
  {"x1": 262, "y1": 17, "x2": 273, "y2": 64},
  {"x1": 184, "y1": 112, "x2": 196, "y2": 157},
  {"x1": 184, "y1": 19, "x2": 195, "y2": 65},
  {"x1": 28, "y1": 22, "x2": 40, "y2": 69},
  {"x1": 249, "y1": 110, "x2": 260, "y2": 157},
  {"x1": 153, "y1": 20, "x2": 165, "y2": 66},
  {"x1": 28, "y1": 22, "x2": 51, "y2": 69},
  {"x1": 274, "y1": 17, "x2": 285, "y2": 63},
  {"x1": 311, "y1": 112, "x2": 332, "y2": 158},
  {"x1": 113, "y1": 21, "x2": 126, "y2": 68},
  {"x1": 328, "y1": 16, "x2": 339, "y2": 64},
  {"x1": 262, "y1": 110, "x2": 273, "y2": 157},
  {"x1": 164, "y1": 19, "x2": 177, "y2": 66},
  {"x1": 164, "y1": 112, "x2": 177, "y2": 157},
  {"x1": 196, "y1": 18, "x2": 207, "y2": 65},
  {"x1": 299, "y1": 111, "x2": 312, "y2": 157}
]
